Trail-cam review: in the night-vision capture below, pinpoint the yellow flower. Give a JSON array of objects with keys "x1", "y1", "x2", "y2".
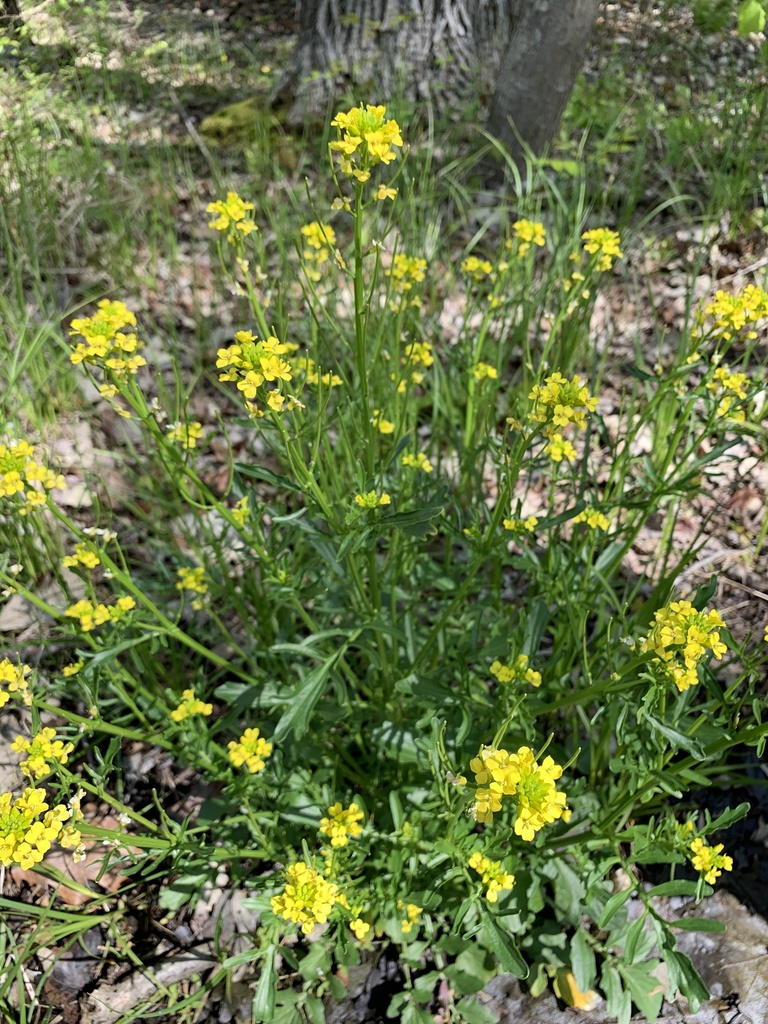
[
  {"x1": 271, "y1": 861, "x2": 345, "y2": 934},
  {"x1": 0, "y1": 658, "x2": 32, "y2": 708},
  {"x1": 386, "y1": 254, "x2": 427, "y2": 294},
  {"x1": 62, "y1": 543, "x2": 100, "y2": 570},
  {"x1": 354, "y1": 491, "x2": 391, "y2": 509},
  {"x1": 461, "y1": 256, "x2": 493, "y2": 281},
  {"x1": 61, "y1": 659, "x2": 84, "y2": 678},
  {"x1": 206, "y1": 192, "x2": 257, "y2": 242},
  {"x1": 65, "y1": 596, "x2": 135, "y2": 632},
  {"x1": 642, "y1": 599, "x2": 727, "y2": 692},
  {"x1": 473, "y1": 362, "x2": 498, "y2": 381},
  {"x1": 232, "y1": 495, "x2": 250, "y2": 527},
  {"x1": 176, "y1": 566, "x2": 207, "y2": 595},
  {"x1": 0, "y1": 440, "x2": 66, "y2": 515},
  {"x1": 528, "y1": 372, "x2": 598, "y2": 431},
  {"x1": 470, "y1": 745, "x2": 569, "y2": 837},
  {"x1": 375, "y1": 185, "x2": 397, "y2": 201},
  {"x1": 0, "y1": 787, "x2": 81, "y2": 870},
  {"x1": 573, "y1": 507, "x2": 610, "y2": 531},
  {"x1": 399, "y1": 902, "x2": 422, "y2": 935},
  {"x1": 490, "y1": 654, "x2": 541, "y2": 688},
  {"x1": 689, "y1": 837, "x2": 733, "y2": 885},
  {"x1": 350, "y1": 918, "x2": 372, "y2": 940},
  {"x1": 372, "y1": 410, "x2": 395, "y2": 434},
  {"x1": 544, "y1": 433, "x2": 577, "y2": 463},
  {"x1": 330, "y1": 104, "x2": 403, "y2": 178},
  {"x1": 319, "y1": 802, "x2": 364, "y2": 848},
  {"x1": 510, "y1": 219, "x2": 546, "y2": 257},
  {"x1": 11, "y1": 728, "x2": 75, "y2": 780},
  {"x1": 170, "y1": 688, "x2": 213, "y2": 723},
  {"x1": 301, "y1": 222, "x2": 336, "y2": 250},
  {"x1": 581, "y1": 228, "x2": 623, "y2": 271},
  {"x1": 401, "y1": 452, "x2": 433, "y2": 473},
  {"x1": 167, "y1": 421, "x2": 204, "y2": 450},
  {"x1": 468, "y1": 851, "x2": 515, "y2": 902},
  {"x1": 503, "y1": 516, "x2": 537, "y2": 533},
  {"x1": 697, "y1": 285, "x2": 768, "y2": 341},
  {"x1": 227, "y1": 727, "x2": 273, "y2": 774},
  {"x1": 69, "y1": 300, "x2": 145, "y2": 377}
]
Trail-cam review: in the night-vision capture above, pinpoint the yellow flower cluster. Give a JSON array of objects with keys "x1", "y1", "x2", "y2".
[
  {"x1": 0, "y1": 787, "x2": 82, "y2": 870},
  {"x1": 401, "y1": 451, "x2": 433, "y2": 473},
  {"x1": 490, "y1": 655, "x2": 541, "y2": 688},
  {"x1": 698, "y1": 284, "x2": 768, "y2": 341},
  {"x1": 355, "y1": 490, "x2": 391, "y2": 509},
  {"x1": 271, "y1": 861, "x2": 346, "y2": 934},
  {"x1": 372, "y1": 409, "x2": 395, "y2": 434},
  {"x1": 217, "y1": 330, "x2": 299, "y2": 416},
  {"x1": 207, "y1": 192, "x2": 258, "y2": 243},
  {"x1": 301, "y1": 222, "x2": 337, "y2": 280},
  {"x1": 227, "y1": 727, "x2": 273, "y2": 774},
  {"x1": 503, "y1": 515, "x2": 538, "y2": 533},
  {"x1": 69, "y1": 300, "x2": 146, "y2": 378},
  {"x1": 0, "y1": 440, "x2": 66, "y2": 515},
  {"x1": 330, "y1": 104, "x2": 403, "y2": 182},
  {"x1": 399, "y1": 901, "x2": 422, "y2": 935},
  {"x1": 11, "y1": 728, "x2": 75, "y2": 780},
  {"x1": 170, "y1": 688, "x2": 213, "y2": 723},
  {"x1": 642, "y1": 599, "x2": 727, "y2": 692},
  {"x1": 461, "y1": 256, "x2": 493, "y2": 281},
  {"x1": 581, "y1": 228, "x2": 623, "y2": 271},
  {"x1": 386, "y1": 254, "x2": 427, "y2": 305},
  {"x1": 470, "y1": 745, "x2": 570, "y2": 839},
  {"x1": 176, "y1": 566, "x2": 206, "y2": 594},
  {"x1": 689, "y1": 837, "x2": 733, "y2": 885},
  {"x1": 0, "y1": 658, "x2": 32, "y2": 708},
  {"x1": 295, "y1": 357, "x2": 343, "y2": 388},
  {"x1": 319, "y1": 802, "x2": 364, "y2": 848},
  {"x1": 167, "y1": 421, "x2": 204, "y2": 450},
  {"x1": 473, "y1": 362, "x2": 498, "y2": 381},
  {"x1": 705, "y1": 365, "x2": 750, "y2": 421},
  {"x1": 63, "y1": 543, "x2": 100, "y2": 570},
  {"x1": 528, "y1": 372, "x2": 598, "y2": 464},
  {"x1": 468, "y1": 851, "x2": 516, "y2": 902},
  {"x1": 395, "y1": 340, "x2": 434, "y2": 392},
  {"x1": 510, "y1": 219, "x2": 546, "y2": 257},
  {"x1": 232, "y1": 495, "x2": 250, "y2": 527},
  {"x1": 573, "y1": 506, "x2": 610, "y2": 531},
  {"x1": 62, "y1": 659, "x2": 84, "y2": 677},
  {"x1": 65, "y1": 596, "x2": 136, "y2": 632}
]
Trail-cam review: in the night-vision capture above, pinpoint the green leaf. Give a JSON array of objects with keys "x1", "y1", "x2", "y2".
[
  {"x1": 601, "y1": 963, "x2": 631, "y2": 1024},
  {"x1": 370, "y1": 721, "x2": 422, "y2": 764},
  {"x1": 235, "y1": 462, "x2": 303, "y2": 492},
  {"x1": 158, "y1": 871, "x2": 209, "y2": 911},
  {"x1": 643, "y1": 714, "x2": 705, "y2": 757},
  {"x1": 481, "y1": 910, "x2": 529, "y2": 978},
  {"x1": 621, "y1": 960, "x2": 664, "y2": 1022},
  {"x1": 597, "y1": 886, "x2": 634, "y2": 929},
  {"x1": 382, "y1": 505, "x2": 444, "y2": 538},
  {"x1": 522, "y1": 600, "x2": 550, "y2": 658},
  {"x1": 623, "y1": 913, "x2": 646, "y2": 964},
  {"x1": 647, "y1": 880, "x2": 711, "y2": 898},
  {"x1": 273, "y1": 651, "x2": 342, "y2": 741},
  {"x1": 704, "y1": 801, "x2": 750, "y2": 834},
  {"x1": 253, "y1": 944, "x2": 277, "y2": 1022},
  {"x1": 738, "y1": 0, "x2": 766, "y2": 33},
  {"x1": 454, "y1": 997, "x2": 498, "y2": 1024},
  {"x1": 663, "y1": 950, "x2": 709, "y2": 1010},
  {"x1": 672, "y1": 917, "x2": 726, "y2": 932},
  {"x1": 223, "y1": 946, "x2": 265, "y2": 970},
  {"x1": 571, "y1": 928, "x2": 596, "y2": 993}
]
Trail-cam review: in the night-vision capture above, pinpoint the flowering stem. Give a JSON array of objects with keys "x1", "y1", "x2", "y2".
[{"x1": 353, "y1": 180, "x2": 374, "y2": 480}]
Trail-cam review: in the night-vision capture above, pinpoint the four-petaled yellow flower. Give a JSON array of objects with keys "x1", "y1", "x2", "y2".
[
  {"x1": 65, "y1": 596, "x2": 136, "y2": 632},
  {"x1": 355, "y1": 491, "x2": 391, "y2": 509},
  {"x1": 461, "y1": 256, "x2": 493, "y2": 281},
  {"x1": 401, "y1": 452, "x2": 433, "y2": 473},
  {"x1": 642, "y1": 599, "x2": 727, "y2": 693},
  {"x1": 69, "y1": 300, "x2": 146, "y2": 380},
  {"x1": 319, "y1": 802, "x2": 364, "y2": 848},
  {"x1": 473, "y1": 362, "x2": 498, "y2": 381},
  {"x1": 573, "y1": 507, "x2": 610, "y2": 531},
  {"x1": 511, "y1": 219, "x2": 546, "y2": 257},
  {"x1": 330, "y1": 104, "x2": 403, "y2": 182},
  {"x1": 167, "y1": 421, "x2": 204, "y2": 450},
  {"x1": 470, "y1": 745, "x2": 570, "y2": 839},
  {"x1": 705, "y1": 365, "x2": 750, "y2": 421},
  {"x1": 399, "y1": 901, "x2": 422, "y2": 934},
  {"x1": 0, "y1": 659, "x2": 32, "y2": 708},
  {"x1": 0, "y1": 787, "x2": 82, "y2": 870},
  {"x1": 372, "y1": 410, "x2": 395, "y2": 434},
  {"x1": 228, "y1": 727, "x2": 273, "y2": 773},
  {"x1": 170, "y1": 688, "x2": 213, "y2": 723},
  {"x1": 581, "y1": 228, "x2": 623, "y2": 271},
  {"x1": 62, "y1": 544, "x2": 100, "y2": 570},
  {"x1": 490, "y1": 655, "x2": 541, "y2": 688},
  {"x1": 689, "y1": 837, "x2": 733, "y2": 885},
  {"x1": 503, "y1": 515, "x2": 538, "y2": 533},
  {"x1": 207, "y1": 192, "x2": 257, "y2": 241},
  {"x1": 271, "y1": 861, "x2": 346, "y2": 934},
  {"x1": 468, "y1": 851, "x2": 516, "y2": 902},
  {"x1": 0, "y1": 440, "x2": 66, "y2": 515},
  {"x1": 350, "y1": 918, "x2": 372, "y2": 940},
  {"x1": 11, "y1": 729, "x2": 75, "y2": 780}
]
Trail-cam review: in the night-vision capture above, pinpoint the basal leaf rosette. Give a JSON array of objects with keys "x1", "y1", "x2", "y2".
[{"x1": 469, "y1": 744, "x2": 570, "y2": 841}]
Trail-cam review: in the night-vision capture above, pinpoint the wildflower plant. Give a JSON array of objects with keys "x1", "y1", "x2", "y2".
[{"x1": 3, "y1": 99, "x2": 768, "y2": 1024}]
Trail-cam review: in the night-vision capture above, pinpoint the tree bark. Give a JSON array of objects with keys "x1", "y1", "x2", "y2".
[
  {"x1": 279, "y1": 0, "x2": 516, "y2": 125},
  {"x1": 486, "y1": 0, "x2": 601, "y2": 166}
]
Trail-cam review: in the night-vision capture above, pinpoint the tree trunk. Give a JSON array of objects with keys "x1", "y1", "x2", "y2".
[
  {"x1": 0, "y1": 0, "x2": 22, "y2": 29},
  {"x1": 486, "y1": 0, "x2": 601, "y2": 166},
  {"x1": 279, "y1": 0, "x2": 516, "y2": 125}
]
